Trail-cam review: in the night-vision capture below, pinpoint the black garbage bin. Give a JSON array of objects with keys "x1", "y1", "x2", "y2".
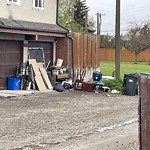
[{"x1": 122, "y1": 73, "x2": 138, "y2": 96}]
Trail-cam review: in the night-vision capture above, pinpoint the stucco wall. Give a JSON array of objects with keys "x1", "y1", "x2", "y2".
[{"x1": 0, "y1": 0, "x2": 57, "y2": 24}]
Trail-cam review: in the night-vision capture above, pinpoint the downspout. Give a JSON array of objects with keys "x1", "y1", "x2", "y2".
[{"x1": 67, "y1": 35, "x2": 75, "y2": 81}]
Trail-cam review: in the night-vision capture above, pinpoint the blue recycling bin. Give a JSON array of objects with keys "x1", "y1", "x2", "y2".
[{"x1": 7, "y1": 77, "x2": 21, "y2": 90}]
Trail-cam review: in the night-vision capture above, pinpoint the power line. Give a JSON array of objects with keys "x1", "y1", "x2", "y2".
[
  {"x1": 122, "y1": 5, "x2": 150, "y2": 11},
  {"x1": 89, "y1": 5, "x2": 150, "y2": 16},
  {"x1": 102, "y1": 29, "x2": 128, "y2": 32}
]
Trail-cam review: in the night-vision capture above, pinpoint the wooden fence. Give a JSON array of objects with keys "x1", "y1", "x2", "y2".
[
  {"x1": 56, "y1": 37, "x2": 68, "y2": 66},
  {"x1": 100, "y1": 48, "x2": 150, "y2": 62},
  {"x1": 72, "y1": 32, "x2": 100, "y2": 68}
]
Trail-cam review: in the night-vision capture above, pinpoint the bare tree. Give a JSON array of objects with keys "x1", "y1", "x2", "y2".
[{"x1": 123, "y1": 21, "x2": 150, "y2": 64}]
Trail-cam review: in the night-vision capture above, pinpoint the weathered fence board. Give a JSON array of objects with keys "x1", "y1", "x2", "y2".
[
  {"x1": 100, "y1": 48, "x2": 150, "y2": 62},
  {"x1": 139, "y1": 75, "x2": 150, "y2": 150},
  {"x1": 72, "y1": 32, "x2": 100, "y2": 68}
]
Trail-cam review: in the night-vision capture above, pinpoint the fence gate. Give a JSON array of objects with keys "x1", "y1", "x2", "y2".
[{"x1": 139, "y1": 75, "x2": 150, "y2": 150}]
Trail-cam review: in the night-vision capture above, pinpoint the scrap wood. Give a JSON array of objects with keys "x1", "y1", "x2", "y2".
[
  {"x1": 46, "y1": 60, "x2": 51, "y2": 70},
  {"x1": 37, "y1": 62, "x2": 53, "y2": 89},
  {"x1": 28, "y1": 65, "x2": 36, "y2": 89},
  {"x1": 29, "y1": 59, "x2": 47, "y2": 91},
  {"x1": 57, "y1": 74, "x2": 69, "y2": 79},
  {"x1": 37, "y1": 63, "x2": 44, "y2": 69},
  {"x1": 39, "y1": 67, "x2": 53, "y2": 90}
]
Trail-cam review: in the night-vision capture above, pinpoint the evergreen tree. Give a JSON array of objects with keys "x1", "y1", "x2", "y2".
[
  {"x1": 58, "y1": 0, "x2": 95, "y2": 33},
  {"x1": 74, "y1": 0, "x2": 89, "y2": 31}
]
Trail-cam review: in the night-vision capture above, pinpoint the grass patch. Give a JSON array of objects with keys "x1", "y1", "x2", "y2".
[
  {"x1": 100, "y1": 61, "x2": 150, "y2": 79},
  {"x1": 104, "y1": 79, "x2": 123, "y2": 91}
]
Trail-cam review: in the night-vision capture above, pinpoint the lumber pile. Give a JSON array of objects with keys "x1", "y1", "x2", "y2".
[{"x1": 28, "y1": 59, "x2": 53, "y2": 91}]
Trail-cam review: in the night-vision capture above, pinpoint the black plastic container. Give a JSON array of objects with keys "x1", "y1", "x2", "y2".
[{"x1": 122, "y1": 73, "x2": 138, "y2": 96}]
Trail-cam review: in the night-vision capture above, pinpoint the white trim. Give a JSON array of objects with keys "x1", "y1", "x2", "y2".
[
  {"x1": 32, "y1": 0, "x2": 44, "y2": 11},
  {"x1": 53, "y1": 42, "x2": 56, "y2": 65},
  {"x1": 7, "y1": 0, "x2": 20, "y2": 6}
]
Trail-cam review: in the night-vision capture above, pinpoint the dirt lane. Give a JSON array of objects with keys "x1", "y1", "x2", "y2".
[{"x1": 0, "y1": 90, "x2": 138, "y2": 150}]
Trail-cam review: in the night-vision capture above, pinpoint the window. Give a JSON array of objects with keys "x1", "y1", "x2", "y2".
[
  {"x1": 33, "y1": 0, "x2": 44, "y2": 10},
  {"x1": 28, "y1": 48, "x2": 45, "y2": 64},
  {"x1": 7, "y1": 0, "x2": 20, "y2": 5}
]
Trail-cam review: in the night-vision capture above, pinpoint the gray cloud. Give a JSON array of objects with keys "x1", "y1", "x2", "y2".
[{"x1": 86, "y1": 0, "x2": 150, "y2": 34}]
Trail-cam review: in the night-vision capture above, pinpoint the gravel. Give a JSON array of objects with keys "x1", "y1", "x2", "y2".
[{"x1": 0, "y1": 90, "x2": 139, "y2": 150}]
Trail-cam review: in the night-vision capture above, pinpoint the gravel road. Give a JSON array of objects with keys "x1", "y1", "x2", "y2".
[{"x1": 0, "y1": 90, "x2": 138, "y2": 150}]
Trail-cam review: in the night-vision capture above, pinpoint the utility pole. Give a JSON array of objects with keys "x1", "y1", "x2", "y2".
[
  {"x1": 97, "y1": 12, "x2": 100, "y2": 35},
  {"x1": 115, "y1": 0, "x2": 121, "y2": 79},
  {"x1": 85, "y1": 10, "x2": 88, "y2": 34},
  {"x1": 96, "y1": 12, "x2": 106, "y2": 35},
  {"x1": 71, "y1": 8, "x2": 74, "y2": 32}
]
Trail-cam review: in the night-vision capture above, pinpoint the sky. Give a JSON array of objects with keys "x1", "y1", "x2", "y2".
[{"x1": 86, "y1": 0, "x2": 150, "y2": 35}]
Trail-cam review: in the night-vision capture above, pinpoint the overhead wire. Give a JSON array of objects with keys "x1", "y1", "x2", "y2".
[{"x1": 89, "y1": 4, "x2": 150, "y2": 34}]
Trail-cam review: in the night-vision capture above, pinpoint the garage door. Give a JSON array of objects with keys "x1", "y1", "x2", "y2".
[{"x1": 0, "y1": 40, "x2": 22, "y2": 89}]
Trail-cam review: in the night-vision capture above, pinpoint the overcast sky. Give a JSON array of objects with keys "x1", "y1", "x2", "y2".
[{"x1": 86, "y1": 0, "x2": 150, "y2": 35}]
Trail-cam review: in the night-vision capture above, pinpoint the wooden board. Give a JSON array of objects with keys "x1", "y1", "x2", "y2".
[
  {"x1": 39, "y1": 67, "x2": 53, "y2": 90},
  {"x1": 57, "y1": 74, "x2": 69, "y2": 79},
  {"x1": 37, "y1": 63, "x2": 44, "y2": 68},
  {"x1": 29, "y1": 59, "x2": 47, "y2": 91},
  {"x1": 28, "y1": 65, "x2": 36, "y2": 89}
]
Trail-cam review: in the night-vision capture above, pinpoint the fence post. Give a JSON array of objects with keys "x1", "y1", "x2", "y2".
[{"x1": 139, "y1": 75, "x2": 150, "y2": 150}]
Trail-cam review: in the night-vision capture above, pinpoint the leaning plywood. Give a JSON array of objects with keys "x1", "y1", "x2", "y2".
[
  {"x1": 29, "y1": 59, "x2": 47, "y2": 91},
  {"x1": 37, "y1": 63, "x2": 44, "y2": 68},
  {"x1": 39, "y1": 67, "x2": 53, "y2": 90}
]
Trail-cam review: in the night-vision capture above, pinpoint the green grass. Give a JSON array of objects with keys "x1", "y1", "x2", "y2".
[{"x1": 100, "y1": 61, "x2": 150, "y2": 79}]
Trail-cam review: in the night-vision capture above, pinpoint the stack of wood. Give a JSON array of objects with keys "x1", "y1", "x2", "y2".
[{"x1": 28, "y1": 59, "x2": 53, "y2": 91}]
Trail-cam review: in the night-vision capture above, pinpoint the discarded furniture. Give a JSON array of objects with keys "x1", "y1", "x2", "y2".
[
  {"x1": 81, "y1": 82, "x2": 95, "y2": 92},
  {"x1": 74, "y1": 69, "x2": 86, "y2": 90},
  {"x1": 49, "y1": 66, "x2": 69, "y2": 85}
]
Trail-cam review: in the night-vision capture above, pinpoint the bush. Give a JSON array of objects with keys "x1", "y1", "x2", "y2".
[{"x1": 104, "y1": 79, "x2": 123, "y2": 92}]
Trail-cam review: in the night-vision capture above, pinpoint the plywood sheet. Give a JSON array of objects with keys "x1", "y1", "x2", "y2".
[
  {"x1": 37, "y1": 63, "x2": 44, "y2": 68},
  {"x1": 39, "y1": 67, "x2": 53, "y2": 90},
  {"x1": 29, "y1": 59, "x2": 47, "y2": 91}
]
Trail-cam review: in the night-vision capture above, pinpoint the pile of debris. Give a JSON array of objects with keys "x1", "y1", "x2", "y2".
[
  {"x1": 12, "y1": 58, "x2": 72, "y2": 92},
  {"x1": 74, "y1": 70, "x2": 106, "y2": 93}
]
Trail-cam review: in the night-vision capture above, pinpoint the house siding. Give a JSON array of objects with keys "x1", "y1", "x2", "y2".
[{"x1": 0, "y1": 0, "x2": 57, "y2": 24}]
